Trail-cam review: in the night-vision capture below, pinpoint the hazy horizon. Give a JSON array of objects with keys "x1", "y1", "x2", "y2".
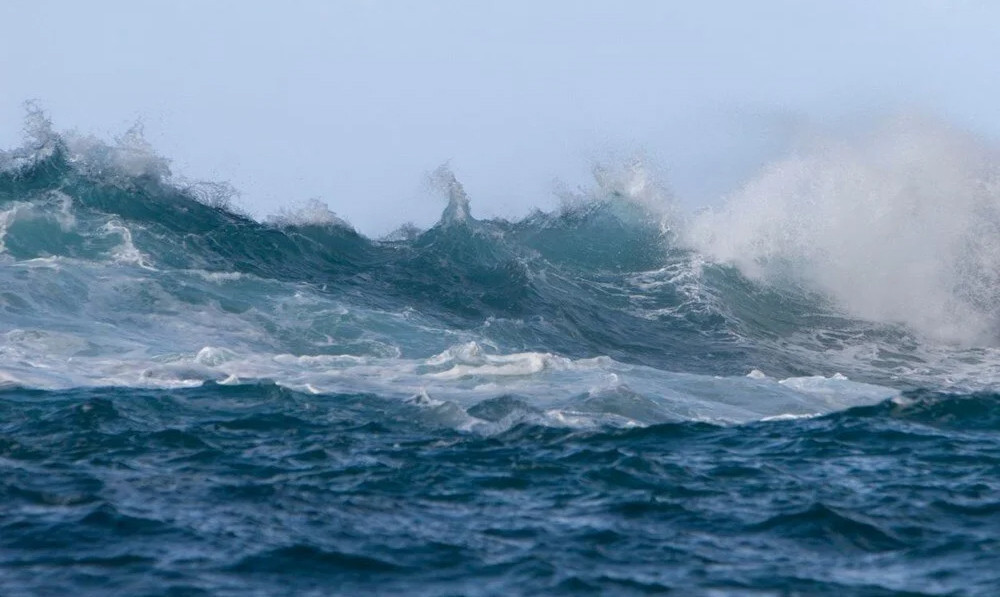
[{"x1": 4, "y1": 1, "x2": 999, "y2": 234}]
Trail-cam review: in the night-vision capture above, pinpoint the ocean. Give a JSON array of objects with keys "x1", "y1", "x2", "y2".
[{"x1": 2, "y1": 113, "x2": 1000, "y2": 595}]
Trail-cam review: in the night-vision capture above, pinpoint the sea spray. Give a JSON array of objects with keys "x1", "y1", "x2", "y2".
[{"x1": 688, "y1": 114, "x2": 1000, "y2": 344}]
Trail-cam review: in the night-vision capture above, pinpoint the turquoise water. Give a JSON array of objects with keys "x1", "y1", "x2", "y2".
[{"x1": 2, "y1": 121, "x2": 1000, "y2": 595}]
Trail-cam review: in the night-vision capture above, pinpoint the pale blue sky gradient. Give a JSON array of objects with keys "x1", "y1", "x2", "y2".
[{"x1": 2, "y1": 1, "x2": 998, "y2": 233}]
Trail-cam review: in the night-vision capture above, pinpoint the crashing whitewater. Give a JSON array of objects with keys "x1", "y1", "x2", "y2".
[{"x1": 3, "y1": 110, "x2": 1000, "y2": 426}]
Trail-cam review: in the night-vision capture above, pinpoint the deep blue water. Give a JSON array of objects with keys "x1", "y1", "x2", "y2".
[
  {"x1": 4, "y1": 385, "x2": 1000, "y2": 596},
  {"x1": 2, "y1": 122, "x2": 1000, "y2": 595}
]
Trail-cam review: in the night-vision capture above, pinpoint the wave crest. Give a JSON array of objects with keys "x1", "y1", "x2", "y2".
[
  {"x1": 5, "y1": 109, "x2": 1000, "y2": 404},
  {"x1": 688, "y1": 115, "x2": 1000, "y2": 344}
]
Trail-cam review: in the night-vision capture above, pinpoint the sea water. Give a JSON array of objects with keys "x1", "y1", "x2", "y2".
[{"x1": 2, "y1": 113, "x2": 1000, "y2": 595}]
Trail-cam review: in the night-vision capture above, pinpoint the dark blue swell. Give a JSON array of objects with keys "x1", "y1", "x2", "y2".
[{"x1": 2, "y1": 384, "x2": 999, "y2": 595}]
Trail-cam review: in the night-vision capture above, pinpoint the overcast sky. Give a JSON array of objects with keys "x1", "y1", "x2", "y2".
[{"x1": 2, "y1": 1, "x2": 999, "y2": 233}]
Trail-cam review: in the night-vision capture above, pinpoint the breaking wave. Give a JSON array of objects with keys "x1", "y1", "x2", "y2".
[{"x1": 3, "y1": 110, "x2": 1000, "y2": 425}]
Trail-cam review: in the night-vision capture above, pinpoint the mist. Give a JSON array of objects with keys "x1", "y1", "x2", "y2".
[{"x1": 3, "y1": 1, "x2": 999, "y2": 234}]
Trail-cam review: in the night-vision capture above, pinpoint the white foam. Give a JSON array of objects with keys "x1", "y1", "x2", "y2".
[
  {"x1": 688, "y1": 115, "x2": 1000, "y2": 345},
  {"x1": 2, "y1": 108, "x2": 242, "y2": 217},
  {"x1": 559, "y1": 156, "x2": 676, "y2": 230},
  {"x1": 423, "y1": 342, "x2": 576, "y2": 380},
  {"x1": 266, "y1": 198, "x2": 352, "y2": 229},
  {"x1": 778, "y1": 373, "x2": 897, "y2": 405},
  {"x1": 99, "y1": 219, "x2": 152, "y2": 267},
  {"x1": 0, "y1": 332, "x2": 903, "y2": 425},
  {"x1": 0, "y1": 203, "x2": 22, "y2": 254},
  {"x1": 760, "y1": 412, "x2": 820, "y2": 422},
  {"x1": 62, "y1": 123, "x2": 172, "y2": 184},
  {"x1": 0, "y1": 103, "x2": 59, "y2": 174}
]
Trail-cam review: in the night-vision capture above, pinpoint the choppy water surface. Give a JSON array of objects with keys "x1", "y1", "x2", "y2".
[{"x1": 3, "y1": 115, "x2": 1000, "y2": 595}]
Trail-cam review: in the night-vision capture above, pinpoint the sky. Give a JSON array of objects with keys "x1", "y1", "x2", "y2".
[{"x1": 2, "y1": 1, "x2": 999, "y2": 234}]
